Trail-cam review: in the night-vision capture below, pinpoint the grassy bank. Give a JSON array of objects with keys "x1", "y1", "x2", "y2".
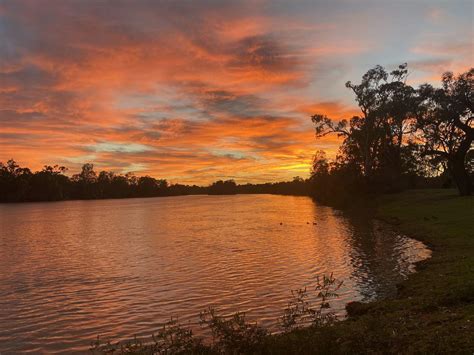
[{"x1": 265, "y1": 189, "x2": 474, "y2": 354}]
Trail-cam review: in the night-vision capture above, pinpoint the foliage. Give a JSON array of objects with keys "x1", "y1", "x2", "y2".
[
  {"x1": 417, "y1": 69, "x2": 474, "y2": 195},
  {"x1": 312, "y1": 64, "x2": 418, "y2": 184},
  {"x1": 280, "y1": 274, "x2": 343, "y2": 331},
  {"x1": 310, "y1": 65, "x2": 473, "y2": 200},
  {"x1": 0, "y1": 159, "x2": 33, "y2": 201},
  {"x1": 200, "y1": 308, "x2": 268, "y2": 352},
  {"x1": 207, "y1": 180, "x2": 237, "y2": 195},
  {"x1": 90, "y1": 318, "x2": 205, "y2": 354}
]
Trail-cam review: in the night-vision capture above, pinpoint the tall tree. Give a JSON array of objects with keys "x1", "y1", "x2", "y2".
[
  {"x1": 418, "y1": 68, "x2": 473, "y2": 195},
  {"x1": 72, "y1": 163, "x2": 98, "y2": 199},
  {"x1": 0, "y1": 160, "x2": 32, "y2": 201},
  {"x1": 311, "y1": 64, "x2": 417, "y2": 187},
  {"x1": 29, "y1": 165, "x2": 69, "y2": 201}
]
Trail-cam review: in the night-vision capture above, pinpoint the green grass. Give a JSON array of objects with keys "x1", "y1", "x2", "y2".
[{"x1": 264, "y1": 189, "x2": 474, "y2": 354}]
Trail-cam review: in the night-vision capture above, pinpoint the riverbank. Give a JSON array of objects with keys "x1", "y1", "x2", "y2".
[{"x1": 265, "y1": 189, "x2": 474, "y2": 353}]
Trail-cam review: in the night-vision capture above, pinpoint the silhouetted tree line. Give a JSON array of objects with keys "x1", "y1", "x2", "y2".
[
  {"x1": 0, "y1": 160, "x2": 197, "y2": 202},
  {"x1": 208, "y1": 177, "x2": 310, "y2": 196},
  {"x1": 0, "y1": 160, "x2": 310, "y2": 202},
  {"x1": 309, "y1": 65, "x2": 473, "y2": 206}
]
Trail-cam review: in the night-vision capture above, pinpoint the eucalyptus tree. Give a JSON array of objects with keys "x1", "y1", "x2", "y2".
[
  {"x1": 417, "y1": 68, "x2": 473, "y2": 195},
  {"x1": 72, "y1": 163, "x2": 98, "y2": 199},
  {"x1": 28, "y1": 165, "x2": 69, "y2": 201},
  {"x1": 0, "y1": 159, "x2": 32, "y2": 201},
  {"x1": 311, "y1": 64, "x2": 418, "y2": 187}
]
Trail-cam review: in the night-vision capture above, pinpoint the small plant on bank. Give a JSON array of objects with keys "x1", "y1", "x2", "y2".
[
  {"x1": 152, "y1": 317, "x2": 204, "y2": 353},
  {"x1": 281, "y1": 273, "x2": 343, "y2": 331},
  {"x1": 90, "y1": 318, "x2": 205, "y2": 354},
  {"x1": 199, "y1": 307, "x2": 268, "y2": 353}
]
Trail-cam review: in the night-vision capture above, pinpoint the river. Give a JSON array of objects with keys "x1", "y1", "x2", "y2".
[{"x1": 0, "y1": 194, "x2": 430, "y2": 353}]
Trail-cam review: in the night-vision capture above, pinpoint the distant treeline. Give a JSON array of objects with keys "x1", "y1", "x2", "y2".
[
  {"x1": 0, "y1": 157, "x2": 457, "y2": 204},
  {"x1": 0, "y1": 160, "x2": 309, "y2": 202}
]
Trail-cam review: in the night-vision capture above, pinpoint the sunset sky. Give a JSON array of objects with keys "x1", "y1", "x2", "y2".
[{"x1": 0, "y1": 0, "x2": 472, "y2": 184}]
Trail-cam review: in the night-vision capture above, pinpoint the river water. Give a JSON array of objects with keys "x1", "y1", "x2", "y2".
[{"x1": 0, "y1": 194, "x2": 430, "y2": 353}]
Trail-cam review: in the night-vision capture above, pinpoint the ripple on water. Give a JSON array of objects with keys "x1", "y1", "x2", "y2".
[{"x1": 0, "y1": 195, "x2": 430, "y2": 353}]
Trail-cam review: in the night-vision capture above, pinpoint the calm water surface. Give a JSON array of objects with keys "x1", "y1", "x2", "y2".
[{"x1": 0, "y1": 195, "x2": 430, "y2": 353}]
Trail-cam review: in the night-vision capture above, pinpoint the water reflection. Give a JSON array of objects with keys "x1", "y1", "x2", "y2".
[
  {"x1": 340, "y1": 211, "x2": 431, "y2": 300},
  {"x1": 0, "y1": 195, "x2": 430, "y2": 353}
]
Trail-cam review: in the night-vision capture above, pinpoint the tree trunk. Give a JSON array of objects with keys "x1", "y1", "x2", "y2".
[{"x1": 449, "y1": 156, "x2": 472, "y2": 196}]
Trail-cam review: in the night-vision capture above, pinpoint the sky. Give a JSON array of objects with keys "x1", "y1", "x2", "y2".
[{"x1": 0, "y1": 0, "x2": 472, "y2": 184}]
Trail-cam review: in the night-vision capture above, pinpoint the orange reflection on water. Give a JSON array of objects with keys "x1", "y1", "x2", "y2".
[{"x1": 0, "y1": 195, "x2": 430, "y2": 353}]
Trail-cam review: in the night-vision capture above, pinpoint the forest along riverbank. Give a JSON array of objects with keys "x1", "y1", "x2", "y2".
[{"x1": 265, "y1": 189, "x2": 474, "y2": 353}]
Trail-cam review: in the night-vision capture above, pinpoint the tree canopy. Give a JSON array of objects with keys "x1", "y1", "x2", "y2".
[{"x1": 310, "y1": 65, "x2": 473, "y2": 202}]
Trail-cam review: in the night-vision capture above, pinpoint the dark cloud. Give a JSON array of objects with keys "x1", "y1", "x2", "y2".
[
  {"x1": 0, "y1": 65, "x2": 58, "y2": 88},
  {"x1": 228, "y1": 34, "x2": 298, "y2": 71},
  {"x1": 201, "y1": 90, "x2": 266, "y2": 117},
  {"x1": 250, "y1": 134, "x2": 296, "y2": 151},
  {"x1": 0, "y1": 109, "x2": 46, "y2": 121}
]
